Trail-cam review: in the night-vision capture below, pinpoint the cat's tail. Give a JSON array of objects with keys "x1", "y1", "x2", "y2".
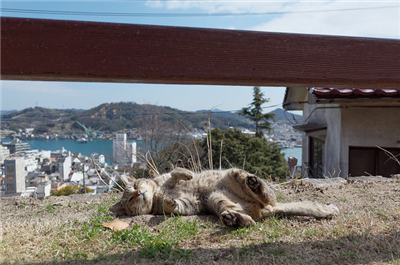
[{"x1": 271, "y1": 201, "x2": 339, "y2": 218}]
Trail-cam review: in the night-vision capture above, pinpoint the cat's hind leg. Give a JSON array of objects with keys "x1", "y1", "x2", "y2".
[
  {"x1": 246, "y1": 174, "x2": 277, "y2": 206},
  {"x1": 226, "y1": 169, "x2": 277, "y2": 206},
  {"x1": 272, "y1": 201, "x2": 339, "y2": 218},
  {"x1": 208, "y1": 191, "x2": 256, "y2": 227}
]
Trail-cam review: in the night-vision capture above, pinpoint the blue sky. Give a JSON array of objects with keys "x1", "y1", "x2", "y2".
[{"x1": 1, "y1": 0, "x2": 399, "y2": 112}]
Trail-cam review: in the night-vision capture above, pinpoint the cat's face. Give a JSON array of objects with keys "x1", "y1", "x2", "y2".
[{"x1": 109, "y1": 179, "x2": 157, "y2": 215}]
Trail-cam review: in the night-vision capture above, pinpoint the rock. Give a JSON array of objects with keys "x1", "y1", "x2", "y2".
[
  {"x1": 346, "y1": 175, "x2": 398, "y2": 183},
  {"x1": 301, "y1": 177, "x2": 347, "y2": 188}
]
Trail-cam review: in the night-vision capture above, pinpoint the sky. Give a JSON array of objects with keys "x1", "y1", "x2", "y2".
[{"x1": 1, "y1": 0, "x2": 399, "y2": 112}]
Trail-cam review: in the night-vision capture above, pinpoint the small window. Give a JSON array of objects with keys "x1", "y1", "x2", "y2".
[
  {"x1": 6, "y1": 165, "x2": 15, "y2": 173},
  {"x1": 309, "y1": 137, "x2": 325, "y2": 178},
  {"x1": 6, "y1": 183, "x2": 16, "y2": 193}
]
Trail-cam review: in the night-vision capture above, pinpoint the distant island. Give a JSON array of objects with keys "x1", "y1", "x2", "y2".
[{"x1": 1, "y1": 102, "x2": 302, "y2": 137}]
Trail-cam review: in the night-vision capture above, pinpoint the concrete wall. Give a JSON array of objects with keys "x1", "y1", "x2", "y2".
[
  {"x1": 302, "y1": 104, "x2": 342, "y2": 178},
  {"x1": 4, "y1": 157, "x2": 25, "y2": 193},
  {"x1": 340, "y1": 106, "x2": 400, "y2": 176}
]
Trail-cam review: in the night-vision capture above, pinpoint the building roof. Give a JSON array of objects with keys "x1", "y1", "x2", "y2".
[
  {"x1": 283, "y1": 87, "x2": 400, "y2": 111},
  {"x1": 292, "y1": 123, "x2": 327, "y2": 133},
  {"x1": 311, "y1": 87, "x2": 400, "y2": 99}
]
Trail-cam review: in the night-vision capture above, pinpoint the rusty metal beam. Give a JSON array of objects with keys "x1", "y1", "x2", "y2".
[{"x1": 1, "y1": 17, "x2": 399, "y2": 88}]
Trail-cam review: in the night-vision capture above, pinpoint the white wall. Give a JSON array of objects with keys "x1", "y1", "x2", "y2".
[{"x1": 61, "y1": 156, "x2": 72, "y2": 181}]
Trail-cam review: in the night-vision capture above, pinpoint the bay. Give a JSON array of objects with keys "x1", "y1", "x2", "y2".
[
  {"x1": 283, "y1": 147, "x2": 302, "y2": 165},
  {"x1": 2, "y1": 138, "x2": 302, "y2": 166},
  {"x1": 2, "y1": 139, "x2": 115, "y2": 163}
]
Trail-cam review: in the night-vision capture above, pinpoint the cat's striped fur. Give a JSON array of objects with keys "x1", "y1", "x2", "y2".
[{"x1": 109, "y1": 168, "x2": 339, "y2": 227}]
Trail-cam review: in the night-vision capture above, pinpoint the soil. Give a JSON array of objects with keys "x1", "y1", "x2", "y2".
[{"x1": 1, "y1": 177, "x2": 399, "y2": 264}]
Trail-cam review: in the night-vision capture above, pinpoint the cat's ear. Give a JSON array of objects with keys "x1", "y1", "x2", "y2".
[{"x1": 109, "y1": 201, "x2": 126, "y2": 215}]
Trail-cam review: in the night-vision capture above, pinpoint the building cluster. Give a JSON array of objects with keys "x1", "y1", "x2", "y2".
[
  {"x1": 0, "y1": 133, "x2": 138, "y2": 198},
  {"x1": 188, "y1": 123, "x2": 303, "y2": 148},
  {"x1": 266, "y1": 122, "x2": 303, "y2": 148},
  {"x1": 3, "y1": 127, "x2": 115, "y2": 141}
]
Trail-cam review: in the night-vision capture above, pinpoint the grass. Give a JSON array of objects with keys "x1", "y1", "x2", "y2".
[{"x1": 1, "y1": 179, "x2": 400, "y2": 264}]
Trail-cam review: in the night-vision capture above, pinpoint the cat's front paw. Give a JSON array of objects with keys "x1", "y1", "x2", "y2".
[
  {"x1": 163, "y1": 197, "x2": 177, "y2": 212},
  {"x1": 221, "y1": 211, "x2": 256, "y2": 227},
  {"x1": 171, "y1": 168, "x2": 194, "y2": 181},
  {"x1": 221, "y1": 211, "x2": 238, "y2": 226}
]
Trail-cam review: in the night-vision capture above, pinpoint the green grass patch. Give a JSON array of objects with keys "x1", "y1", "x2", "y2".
[{"x1": 112, "y1": 215, "x2": 197, "y2": 261}]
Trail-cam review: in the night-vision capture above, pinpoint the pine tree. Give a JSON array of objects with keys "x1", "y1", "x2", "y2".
[
  {"x1": 199, "y1": 128, "x2": 288, "y2": 180},
  {"x1": 239, "y1": 86, "x2": 275, "y2": 137}
]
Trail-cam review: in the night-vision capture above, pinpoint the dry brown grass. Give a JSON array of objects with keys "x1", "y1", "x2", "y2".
[{"x1": 1, "y1": 178, "x2": 400, "y2": 265}]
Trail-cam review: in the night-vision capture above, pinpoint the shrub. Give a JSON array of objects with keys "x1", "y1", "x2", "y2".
[{"x1": 51, "y1": 185, "x2": 94, "y2": 196}]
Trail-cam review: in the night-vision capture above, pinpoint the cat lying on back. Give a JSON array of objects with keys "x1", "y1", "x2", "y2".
[{"x1": 110, "y1": 168, "x2": 339, "y2": 227}]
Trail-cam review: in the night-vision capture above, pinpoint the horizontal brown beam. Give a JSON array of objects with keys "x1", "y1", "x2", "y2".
[{"x1": 1, "y1": 17, "x2": 400, "y2": 88}]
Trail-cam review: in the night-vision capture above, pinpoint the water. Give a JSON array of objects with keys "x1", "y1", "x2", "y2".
[
  {"x1": 2, "y1": 139, "x2": 114, "y2": 163},
  {"x1": 283, "y1": 147, "x2": 302, "y2": 165},
  {"x1": 2, "y1": 138, "x2": 302, "y2": 166}
]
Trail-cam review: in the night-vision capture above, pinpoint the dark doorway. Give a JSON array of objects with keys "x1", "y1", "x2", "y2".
[
  {"x1": 309, "y1": 137, "x2": 325, "y2": 178},
  {"x1": 349, "y1": 147, "x2": 400, "y2": 177}
]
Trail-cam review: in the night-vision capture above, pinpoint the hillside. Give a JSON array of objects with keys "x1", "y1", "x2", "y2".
[
  {"x1": 1, "y1": 103, "x2": 254, "y2": 133},
  {"x1": 1, "y1": 103, "x2": 301, "y2": 134},
  {"x1": 1, "y1": 177, "x2": 399, "y2": 264},
  {"x1": 269, "y1": 108, "x2": 302, "y2": 123}
]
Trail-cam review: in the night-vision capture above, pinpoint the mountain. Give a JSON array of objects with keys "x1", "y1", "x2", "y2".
[
  {"x1": 270, "y1": 108, "x2": 302, "y2": 123},
  {"x1": 1, "y1": 103, "x2": 253, "y2": 133},
  {"x1": 1, "y1": 110, "x2": 19, "y2": 116},
  {"x1": 1, "y1": 103, "x2": 300, "y2": 134}
]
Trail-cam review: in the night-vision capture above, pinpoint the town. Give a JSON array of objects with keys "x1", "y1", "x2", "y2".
[
  {"x1": 0, "y1": 133, "x2": 140, "y2": 198},
  {"x1": 0, "y1": 121, "x2": 303, "y2": 198}
]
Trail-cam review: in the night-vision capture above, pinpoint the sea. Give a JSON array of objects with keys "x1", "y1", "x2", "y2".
[
  {"x1": 282, "y1": 147, "x2": 302, "y2": 165},
  {"x1": 1, "y1": 139, "x2": 302, "y2": 165},
  {"x1": 2, "y1": 139, "x2": 116, "y2": 164}
]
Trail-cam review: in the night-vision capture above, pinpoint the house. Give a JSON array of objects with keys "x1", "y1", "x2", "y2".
[{"x1": 283, "y1": 87, "x2": 400, "y2": 178}]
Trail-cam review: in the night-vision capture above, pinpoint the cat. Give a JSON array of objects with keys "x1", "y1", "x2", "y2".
[{"x1": 109, "y1": 168, "x2": 339, "y2": 227}]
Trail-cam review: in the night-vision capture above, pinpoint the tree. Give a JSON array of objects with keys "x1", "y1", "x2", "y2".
[
  {"x1": 198, "y1": 128, "x2": 288, "y2": 181},
  {"x1": 239, "y1": 86, "x2": 275, "y2": 137}
]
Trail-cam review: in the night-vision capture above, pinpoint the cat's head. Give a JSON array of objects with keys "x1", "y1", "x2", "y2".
[{"x1": 109, "y1": 176, "x2": 157, "y2": 216}]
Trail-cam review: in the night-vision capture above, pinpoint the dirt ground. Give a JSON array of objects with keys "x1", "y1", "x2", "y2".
[{"x1": 1, "y1": 177, "x2": 399, "y2": 265}]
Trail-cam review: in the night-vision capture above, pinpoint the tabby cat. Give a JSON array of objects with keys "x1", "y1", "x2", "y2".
[{"x1": 109, "y1": 168, "x2": 339, "y2": 227}]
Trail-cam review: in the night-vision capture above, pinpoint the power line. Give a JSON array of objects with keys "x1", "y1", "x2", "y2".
[{"x1": 1, "y1": 5, "x2": 398, "y2": 18}]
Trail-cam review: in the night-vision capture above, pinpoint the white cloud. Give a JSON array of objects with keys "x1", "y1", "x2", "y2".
[
  {"x1": 146, "y1": 0, "x2": 400, "y2": 39},
  {"x1": 146, "y1": 0, "x2": 287, "y2": 13},
  {"x1": 251, "y1": 1, "x2": 400, "y2": 39}
]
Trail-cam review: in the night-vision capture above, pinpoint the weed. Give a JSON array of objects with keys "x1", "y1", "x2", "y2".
[
  {"x1": 340, "y1": 251, "x2": 356, "y2": 259},
  {"x1": 113, "y1": 225, "x2": 153, "y2": 247},
  {"x1": 230, "y1": 226, "x2": 256, "y2": 238},
  {"x1": 264, "y1": 247, "x2": 285, "y2": 256},
  {"x1": 37, "y1": 204, "x2": 59, "y2": 215},
  {"x1": 112, "y1": 216, "x2": 196, "y2": 261},
  {"x1": 338, "y1": 197, "x2": 347, "y2": 202},
  {"x1": 276, "y1": 194, "x2": 286, "y2": 202},
  {"x1": 316, "y1": 261, "x2": 332, "y2": 265},
  {"x1": 238, "y1": 246, "x2": 254, "y2": 257},
  {"x1": 304, "y1": 229, "x2": 320, "y2": 238}
]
